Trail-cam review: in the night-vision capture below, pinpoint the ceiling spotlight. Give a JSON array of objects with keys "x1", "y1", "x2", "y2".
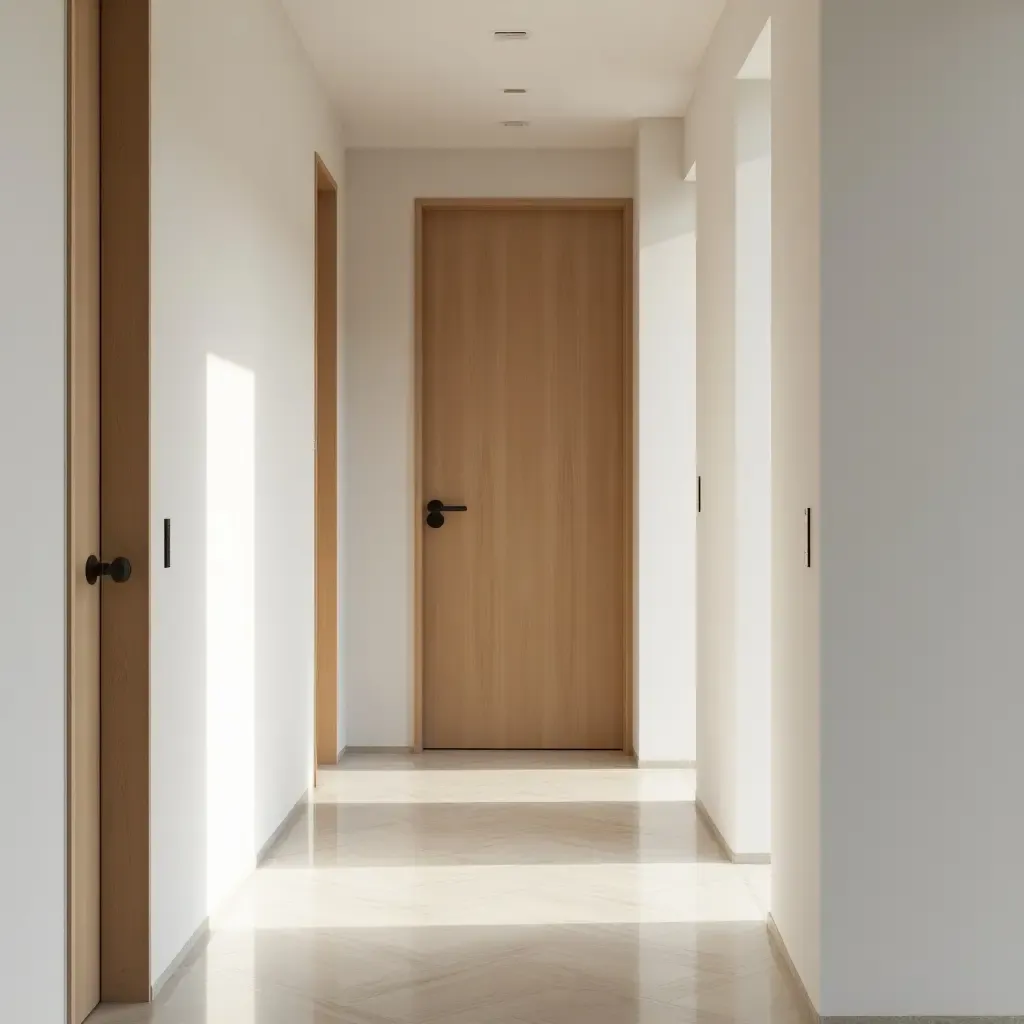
[{"x1": 493, "y1": 30, "x2": 530, "y2": 41}]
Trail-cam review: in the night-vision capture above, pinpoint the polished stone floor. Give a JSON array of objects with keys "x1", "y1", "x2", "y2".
[{"x1": 91, "y1": 752, "x2": 808, "y2": 1023}]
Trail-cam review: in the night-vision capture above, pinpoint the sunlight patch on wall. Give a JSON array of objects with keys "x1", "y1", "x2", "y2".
[{"x1": 206, "y1": 353, "x2": 257, "y2": 912}]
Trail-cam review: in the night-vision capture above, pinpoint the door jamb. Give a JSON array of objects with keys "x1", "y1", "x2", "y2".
[
  {"x1": 314, "y1": 154, "x2": 340, "y2": 769},
  {"x1": 412, "y1": 197, "x2": 635, "y2": 754}
]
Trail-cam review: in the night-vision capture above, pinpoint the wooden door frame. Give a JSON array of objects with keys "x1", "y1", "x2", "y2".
[
  {"x1": 67, "y1": 0, "x2": 152, "y2": 1012},
  {"x1": 412, "y1": 197, "x2": 635, "y2": 754},
  {"x1": 314, "y1": 154, "x2": 340, "y2": 767}
]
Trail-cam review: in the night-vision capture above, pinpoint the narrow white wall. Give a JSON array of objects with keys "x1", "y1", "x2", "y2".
[
  {"x1": 820, "y1": 1, "x2": 1024, "y2": 1015},
  {"x1": 150, "y1": 0, "x2": 344, "y2": 982},
  {"x1": 686, "y1": 0, "x2": 820, "y2": 1003},
  {"x1": 694, "y1": 54, "x2": 738, "y2": 858},
  {"x1": 635, "y1": 121, "x2": 698, "y2": 764},
  {"x1": 693, "y1": 45, "x2": 774, "y2": 861},
  {"x1": 344, "y1": 149, "x2": 634, "y2": 748},
  {"x1": 732, "y1": 79, "x2": 772, "y2": 856},
  {"x1": 0, "y1": 2, "x2": 67, "y2": 1019}
]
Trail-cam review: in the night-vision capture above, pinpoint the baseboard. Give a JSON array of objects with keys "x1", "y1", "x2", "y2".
[
  {"x1": 151, "y1": 790, "x2": 307, "y2": 999},
  {"x1": 343, "y1": 746, "x2": 414, "y2": 754},
  {"x1": 695, "y1": 796, "x2": 732, "y2": 860},
  {"x1": 766, "y1": 913, "x2": 819, "y2": 1024},
  {"x1": 316, "y1": 746, "x2": 346, "y2": 768},
  {"x1": 694, "y1": 796, "x2": 771, "y2": 865},
  {"x1": 763, "y1": 916, "x2": 1017, "y2": 1024},
  {"x1": 256, "y1": 789, "x2": 308, "y2": 865},
  {"x1": 150, "y1": 917, "x2": 210, "y2": 1001},
  {"x1": 637, "y1": 759, "x2": 697, "y2": 769}
]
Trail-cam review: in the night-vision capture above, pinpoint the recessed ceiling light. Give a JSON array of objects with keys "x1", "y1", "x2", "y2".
[
  {"x1": 503, "y1": 88, "x2": 528, "y2": 95},
  {"x1": 494, "y1": 30, "x2": 530, "y2": 41},
  {"x1": 501, "y1": 120, "x2": 530, "y2": 128}
]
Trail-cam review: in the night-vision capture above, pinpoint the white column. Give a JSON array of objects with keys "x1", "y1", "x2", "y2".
[
  {"x1": 634, "y1": 119, "x2": 697, "y2": 764},
  {"x1": 820, "y1": 0, "x2": 1024, "y2": 1015}
]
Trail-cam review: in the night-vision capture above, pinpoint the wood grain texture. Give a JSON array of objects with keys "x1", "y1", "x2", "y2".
[
  {"x1": 421, "y1": 206, "x2": 628, "y2": 750},
  {"x1": 622, "y1": 201, "x2": 635, "y2": 755},
  {"x1": 68, "y1": 0, "x2": 101, "y2": 1017},
  {"x1": 99, "y1": 0, "x2": 150, "y2": 1001},
  {"x1": 315, "y1": 156, "x2": 339, "y2": 766}
]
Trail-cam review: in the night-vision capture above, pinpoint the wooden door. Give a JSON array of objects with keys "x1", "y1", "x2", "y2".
[
  {"x1": 421, "y1": 204, "x2": 629, "y2": 750},
  {"x1": 98, "y1": 0, "x2": 152, "y2": 1001},
  {"x1": 69, "y1": 0, "x2": 152, "y2": 1009},
  {"x1": 315, "y1": 158, "x2": 339, "y2": 766},
  {"x1": 69, "y1": 1, "x2": 102, "y2": 1018}
]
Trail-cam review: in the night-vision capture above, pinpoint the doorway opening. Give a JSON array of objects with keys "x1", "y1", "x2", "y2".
[
  {"x1": 67, "y1": 0, "x2": 151, "y2": 1017},
  {"x1": 314, "y1": 156, "x2": 340, "y2": 767}
]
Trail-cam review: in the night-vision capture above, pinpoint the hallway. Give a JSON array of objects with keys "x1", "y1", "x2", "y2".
[{"x1": 92, "y1": 754, "x2": 805, "y2": 1023}]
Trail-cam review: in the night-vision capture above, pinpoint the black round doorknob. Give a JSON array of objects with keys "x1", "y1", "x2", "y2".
[
  {"x1": 85, "y1": 554, "x2": 133, "y2": 586},
  {"x1": 108, "y1": 556, "x2": 132, "y2": 583}
]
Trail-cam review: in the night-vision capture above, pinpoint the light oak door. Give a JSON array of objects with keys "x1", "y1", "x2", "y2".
[
  {"x1": 315, "y1": 158, "x2": 339, "y2": 767},
  {"x1": 421, "y1": 205, "x2": 629, "y2": 750},
  {"x1": 69, "y1": 0, "x2": 152, "y2": 1008},
  {"x1": 69, "y1": 1, "x2": 102, "y2": 1018}
]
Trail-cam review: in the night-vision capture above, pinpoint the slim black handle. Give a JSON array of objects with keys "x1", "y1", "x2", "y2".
[
  {"x1": 85, "y1": 554, "x2": 133, "y2": 585},
  {"x1": 425, "y1": 499, "x2": 468, "y2": 529}
]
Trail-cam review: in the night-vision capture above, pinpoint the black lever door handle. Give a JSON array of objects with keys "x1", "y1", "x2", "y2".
[
  {"x1": 85, "y1": 554, "x2": 132, "y2": 586},
  {"x1": 425, "y1": 499, "x2": 468, "y2": 529},
  {"x1": 427, "y1": 500, "x2": 468, "y2": 514}
]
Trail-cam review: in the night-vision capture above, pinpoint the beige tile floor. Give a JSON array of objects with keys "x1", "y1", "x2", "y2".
[{"x1": 90, "y1": 752, "x2": 807, "y2": 1023}]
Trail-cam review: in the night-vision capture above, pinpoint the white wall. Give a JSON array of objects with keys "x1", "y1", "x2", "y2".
[
  {"x1": 820, "y1": 1, "x2": 1024, "y2": 1015},
  {"x1": 732, "y1": 78, "x2": 772, "y2": 856},
  {"x1": 634, "y1": 121, "x2": 698, "y2": 764},
  {"x1": 150, "y1": 0, "x2": 344, "y2": 983},
  {"x1": 344, "y1": 149, "x2": 633, "y2": 748},
  {"x1": 0, "y1": 2, "x2": 67, "y2": 1019},
  {"x1": 693, "y1": 76, "x2": 774, "y2": 860},
  {"x1": 685, "y1": 0, "x2": 820, "y2": 1003}
]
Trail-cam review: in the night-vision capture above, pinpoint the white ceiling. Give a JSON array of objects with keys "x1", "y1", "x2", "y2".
[{"x1": 282, "y1": 0, "x2": 727, "y2": 148}]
